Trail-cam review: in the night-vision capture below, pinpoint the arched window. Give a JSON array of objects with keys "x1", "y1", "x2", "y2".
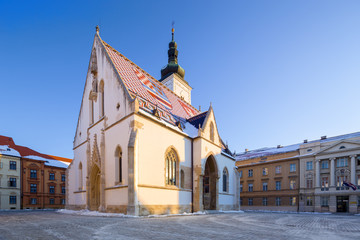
[
  {"x1": 223, "y1": 167, "x2": 229, "y2": 192},
  {"x1": 165, "y1": 148, "x2": 178, "y2": 186},
  {"x1": 180, "y1": 169, "x2": 185, "y2": 188},
  {"x1": 89, "y1": 92, "x2": 94, "y2": 125},
  {"x1": 78, "y1": 162, "x2": 83, "y2": 190},
  {"x1": 115, "y1": 146, "x2": 122, "y2": 184},
  {"x1": 210, "y1": 122, "x2": 214, "y2": 142},
  {"x1": 99, "y1": 81, "x2": 104, "y2": 117}
]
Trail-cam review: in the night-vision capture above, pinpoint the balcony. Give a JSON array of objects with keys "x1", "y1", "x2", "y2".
[{"x1": 320, "y1": 187, "x2": 329, "y2": 191}]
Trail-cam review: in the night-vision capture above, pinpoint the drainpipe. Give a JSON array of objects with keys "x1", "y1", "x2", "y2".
[{"x1": 191, "y1": 138, "x2": 194, "y2": 213}]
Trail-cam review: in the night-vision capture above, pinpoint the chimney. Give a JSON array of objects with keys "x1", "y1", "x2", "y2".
[
  {"x1": 277, "y1": 145, "x2": 282, "y2": 148},
  {"x1": 321, "y1": 136, "x2": 327, "y2": 140},
  {"x1": 303, "y1": 139, "x2": 308, "y2": 143}
]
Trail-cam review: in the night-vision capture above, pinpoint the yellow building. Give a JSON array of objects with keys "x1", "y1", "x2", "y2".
[{"x1": 0, "y1": 145, "x2": 21, "y2": 209}]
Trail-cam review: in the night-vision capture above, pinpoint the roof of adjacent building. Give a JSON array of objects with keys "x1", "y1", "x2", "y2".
[
  {"x1": 236, "y1": 131, "x2": 360, "y2": 162},
  {"x1": 0, "y1": 135, "x2": 71, "y2": 168}
]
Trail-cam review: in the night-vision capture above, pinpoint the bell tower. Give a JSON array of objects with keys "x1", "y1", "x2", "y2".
[{"x1": 160, "y1": 27, "x2": 192, "y2": 104}]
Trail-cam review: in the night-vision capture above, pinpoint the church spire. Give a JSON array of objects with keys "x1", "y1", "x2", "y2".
[{"x1": 160, "y1": 27, "x2": 185, "y2": 81}]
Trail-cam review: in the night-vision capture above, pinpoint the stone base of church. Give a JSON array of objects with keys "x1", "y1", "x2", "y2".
[
  {"x1": 219, "y1": 204, "x2": 239, "y2": 211},
  {"x1": 105, "y1": 205, "x2": 127, "y2": 213},
  {"x1": 66, "y1": 204, "x2": 87, "y2": 210},
  {"x1": 138, "y1": 204, "x2": 192, "y2": 216}
]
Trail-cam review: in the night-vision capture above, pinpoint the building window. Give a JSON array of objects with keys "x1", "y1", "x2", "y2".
[
  {"x1": 30, "y1": 184, "x2": 37, "y2": 193},
  {"x1": 357, "y1": 175, "x2": 360, "y2": 186},
  {"x1": 62, "y1": 174, "x2": 65, "y2": 182},
  {"x1": 321, "y1": 160, "x2": 329, "y2": 169},
  {"x1": 306, "y1": 197, "x2": 313, "y2": 206},
  {"x1": 248, "y1": 183, "x2": 253, "y2": 192},
  {"x1": 31, "y1": 198, "x2": 37, "y2": 205},
  {"x1": 165, "y1": 148, "x2": 178, "y2": 186},
  {"x1": 9, "y1": 178, "x2": 16, "y2": 187},
  {"x1": 49, "y1": 186, "x2": 55, "y2": 194},
  {"x1": 9, "y1": 196, "x2": 16, "y2": 205},
  {"x1": 62, "y1": 186, "x2": 66, "y2": 194},
  {"x1": 61, "y1": 199, "x2": 65, "y2": 205},
  {"x1": 263, "y1": 197, "x2": 268, "y2": 206},
  {"x1": 357, "y1": 156, "x2": 360, "y2": 166},
  {"x1": 321, "y1": 197, "x2": 329, "y2": 207},
  {"x1": 276, "y1": 181, "x2": 281, "y2": 190},
  {"x1": 49, "y1": 198, "x2": 55, "y2": 205},
  {"x1": 275, "y1": 166, "x2": 281, "y2": 174},
  {"x1": 78, "y1": 162, "x2": 83, "y2": 190},
  {"x1": 290, "y1": 163, "x2": 296, "y2": 173},
  {"x1": 276, "y1": 197, "x2": 281, "y2": 206},
  {"x1": 306, "y1": 161, "x2": 313, "y2": 170},
  {"x1": 49, "y1": 173, "x2": 55, "y2": 180},
  {"x1": 30, "y1": 169, "x2": 37, "y2": 179},
  {"x1": 248, "y1": 169, "x2": 253, "y2": 177},
  {"x1": 306, "y1": 178, "x2": 313, "y2": 188},
  {"x1": 223, "y1": 168, "x2": 229, "y2": 192},
  {"x1": 321, "y1": 177, "x2": 329, "y2": 188},
  {"x1": 115, "y1": 147, "x2": 122, "y2": 183},
  {"x1": 90, "y1": 98, "x2": 94, "y2": 125},
  {"x1": 180, "y1": 170, "x2": 185, "y2": 188},
  {"x1": 336, "y1": 157, "x2": 348, "y2": 167},
  {"x1": 240, "y1": 198, "x2": 243, "y2": 206},
  {"x1": 99, "y1": 81, "x2": 105, "y2": 117},
  {"x1": 262, "y1": 182, "x2": 268, "y2": 191},
  {"x1": 248, "y1": 198, "x2": 253, "y2": 206},
  {"x1": 336, "y1": 175, "x2": 348, "y2": 187},
  {"x1": 262, "y1": 167, "x2": 268, "y2": 176},
  {"x1": 239, "y1": 170, "x2": 242, "y2": 178},
  {"x1": 240, "y1": 184, "x2": 243, "y2": 193},
  {"x1": 290, "y1": 180, "x2": 296, "y2": 190},
  {"x1": 9, "y1": 161, "x2": 16, "y2": 170},
  {"x1": 210, "y1": 122, "x2": 214, "y2": 142},
  {"x1": 289, "y1": 197, "x2": 296, "y2": 206}
]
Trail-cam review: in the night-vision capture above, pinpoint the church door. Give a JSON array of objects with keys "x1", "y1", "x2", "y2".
[
  {"x1": 203, "y1": 156, "x2": 218, "y2": 210},
  {"x1": 89, "y1": 165, "x2": 100, "y2": 211}
]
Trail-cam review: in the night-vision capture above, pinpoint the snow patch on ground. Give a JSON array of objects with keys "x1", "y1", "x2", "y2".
[
  {"x1": 57, "y1": 209, "x2": 208, "y2": 218},
  {"x1": 57, "y1": 209, "x2": 136, "y2": 218}
]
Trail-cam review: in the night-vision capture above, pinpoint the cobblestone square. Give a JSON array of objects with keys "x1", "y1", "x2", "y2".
[{"x1": 0, "y1": 210, "x2": 359, "y2": 240}]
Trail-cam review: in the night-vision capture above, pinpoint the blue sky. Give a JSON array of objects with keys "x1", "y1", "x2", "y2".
[{"x1": 1, "y1": 0, "x2": 360, "y2": 158}]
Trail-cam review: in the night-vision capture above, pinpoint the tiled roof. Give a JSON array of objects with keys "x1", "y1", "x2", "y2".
[
  {"x1": 101, "y1": 40, "x2": 200, "y2": 126},
  {"x1": 0, "y1": 135, "x2": 71, "y2": 168},
  {"x1": 187, "y1": 111, "x2": 208, "y2": 129}
]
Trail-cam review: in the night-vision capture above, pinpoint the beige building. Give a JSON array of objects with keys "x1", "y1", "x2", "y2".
[
  {"x1": 67, "y1": 27, "x2": 239, "y2": 216},
  {"x1": 0, "y1": 145, "x2": 21, "y2": 209},
  {"x1": 236, "y1": 145, "x2": 300, "y2": 211},
  {"x1": 299, "y1": 132, "x2": 360, "y2": 213}
]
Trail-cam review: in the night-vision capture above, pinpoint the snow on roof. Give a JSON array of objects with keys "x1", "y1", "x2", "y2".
[
  {"x1": 0, "y1": 145, "x2": 21, "y2": 158},
  {"x1": 24, "y1": 155, "x2": 68, "y2": 168},
  {"x1": 236, "y1": 131, "x2": 360, "y2": 161},
  {"x1": 236, "y1": 144, "x2": 301, "y2": 161}
]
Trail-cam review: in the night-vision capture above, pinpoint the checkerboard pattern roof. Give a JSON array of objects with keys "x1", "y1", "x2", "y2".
[{"x1": 101, "y1": 40, "x2": 201, "y2": 125}]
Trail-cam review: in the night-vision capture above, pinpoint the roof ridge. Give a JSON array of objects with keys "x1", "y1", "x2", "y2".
[{"x1": 101, "y1": 40, "x2": 200, "y2": 117}]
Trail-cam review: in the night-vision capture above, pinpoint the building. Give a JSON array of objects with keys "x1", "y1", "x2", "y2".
[
  {"x1": 0, "y1": 145, "x2": 21, "y2": 209},
  {"x1": 236, "y1": 145, "x2": 300, "y2": 211},
  {"x1": 299, "y1": 132, "x2": 360, "y2": 214},
  {"x1": 67, "y1": 27, "x2": 239, "y2": 216},
  {"x1": 0, "y1": 135, "x2": 71, "y2": 209}
]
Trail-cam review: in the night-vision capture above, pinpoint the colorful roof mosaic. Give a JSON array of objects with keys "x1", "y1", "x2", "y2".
[{"x1": 101, "y1": 40, "x2": 201, "y2": 126}]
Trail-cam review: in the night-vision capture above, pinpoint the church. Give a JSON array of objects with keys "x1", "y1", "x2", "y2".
[{"x1": 66, "y1": 27, "x2": 240, "y2": 216}]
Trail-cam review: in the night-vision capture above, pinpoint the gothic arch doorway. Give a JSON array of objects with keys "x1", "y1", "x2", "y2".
[
  {"x1": 203, "y1": 155, "x2": 218, "y2": 210},
  {"x1": 89, "y1": 164, "x2": 100, "y2": 211}
]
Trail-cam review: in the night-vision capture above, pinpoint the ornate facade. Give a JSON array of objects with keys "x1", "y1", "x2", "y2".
[{"x1": 67, "y1": 27, "x2": 239, "y2": 216}]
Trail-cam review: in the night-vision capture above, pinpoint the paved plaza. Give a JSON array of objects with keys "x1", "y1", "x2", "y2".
[{"x1": 0, "y1": 210, "x2": 359, "y2": 240}]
